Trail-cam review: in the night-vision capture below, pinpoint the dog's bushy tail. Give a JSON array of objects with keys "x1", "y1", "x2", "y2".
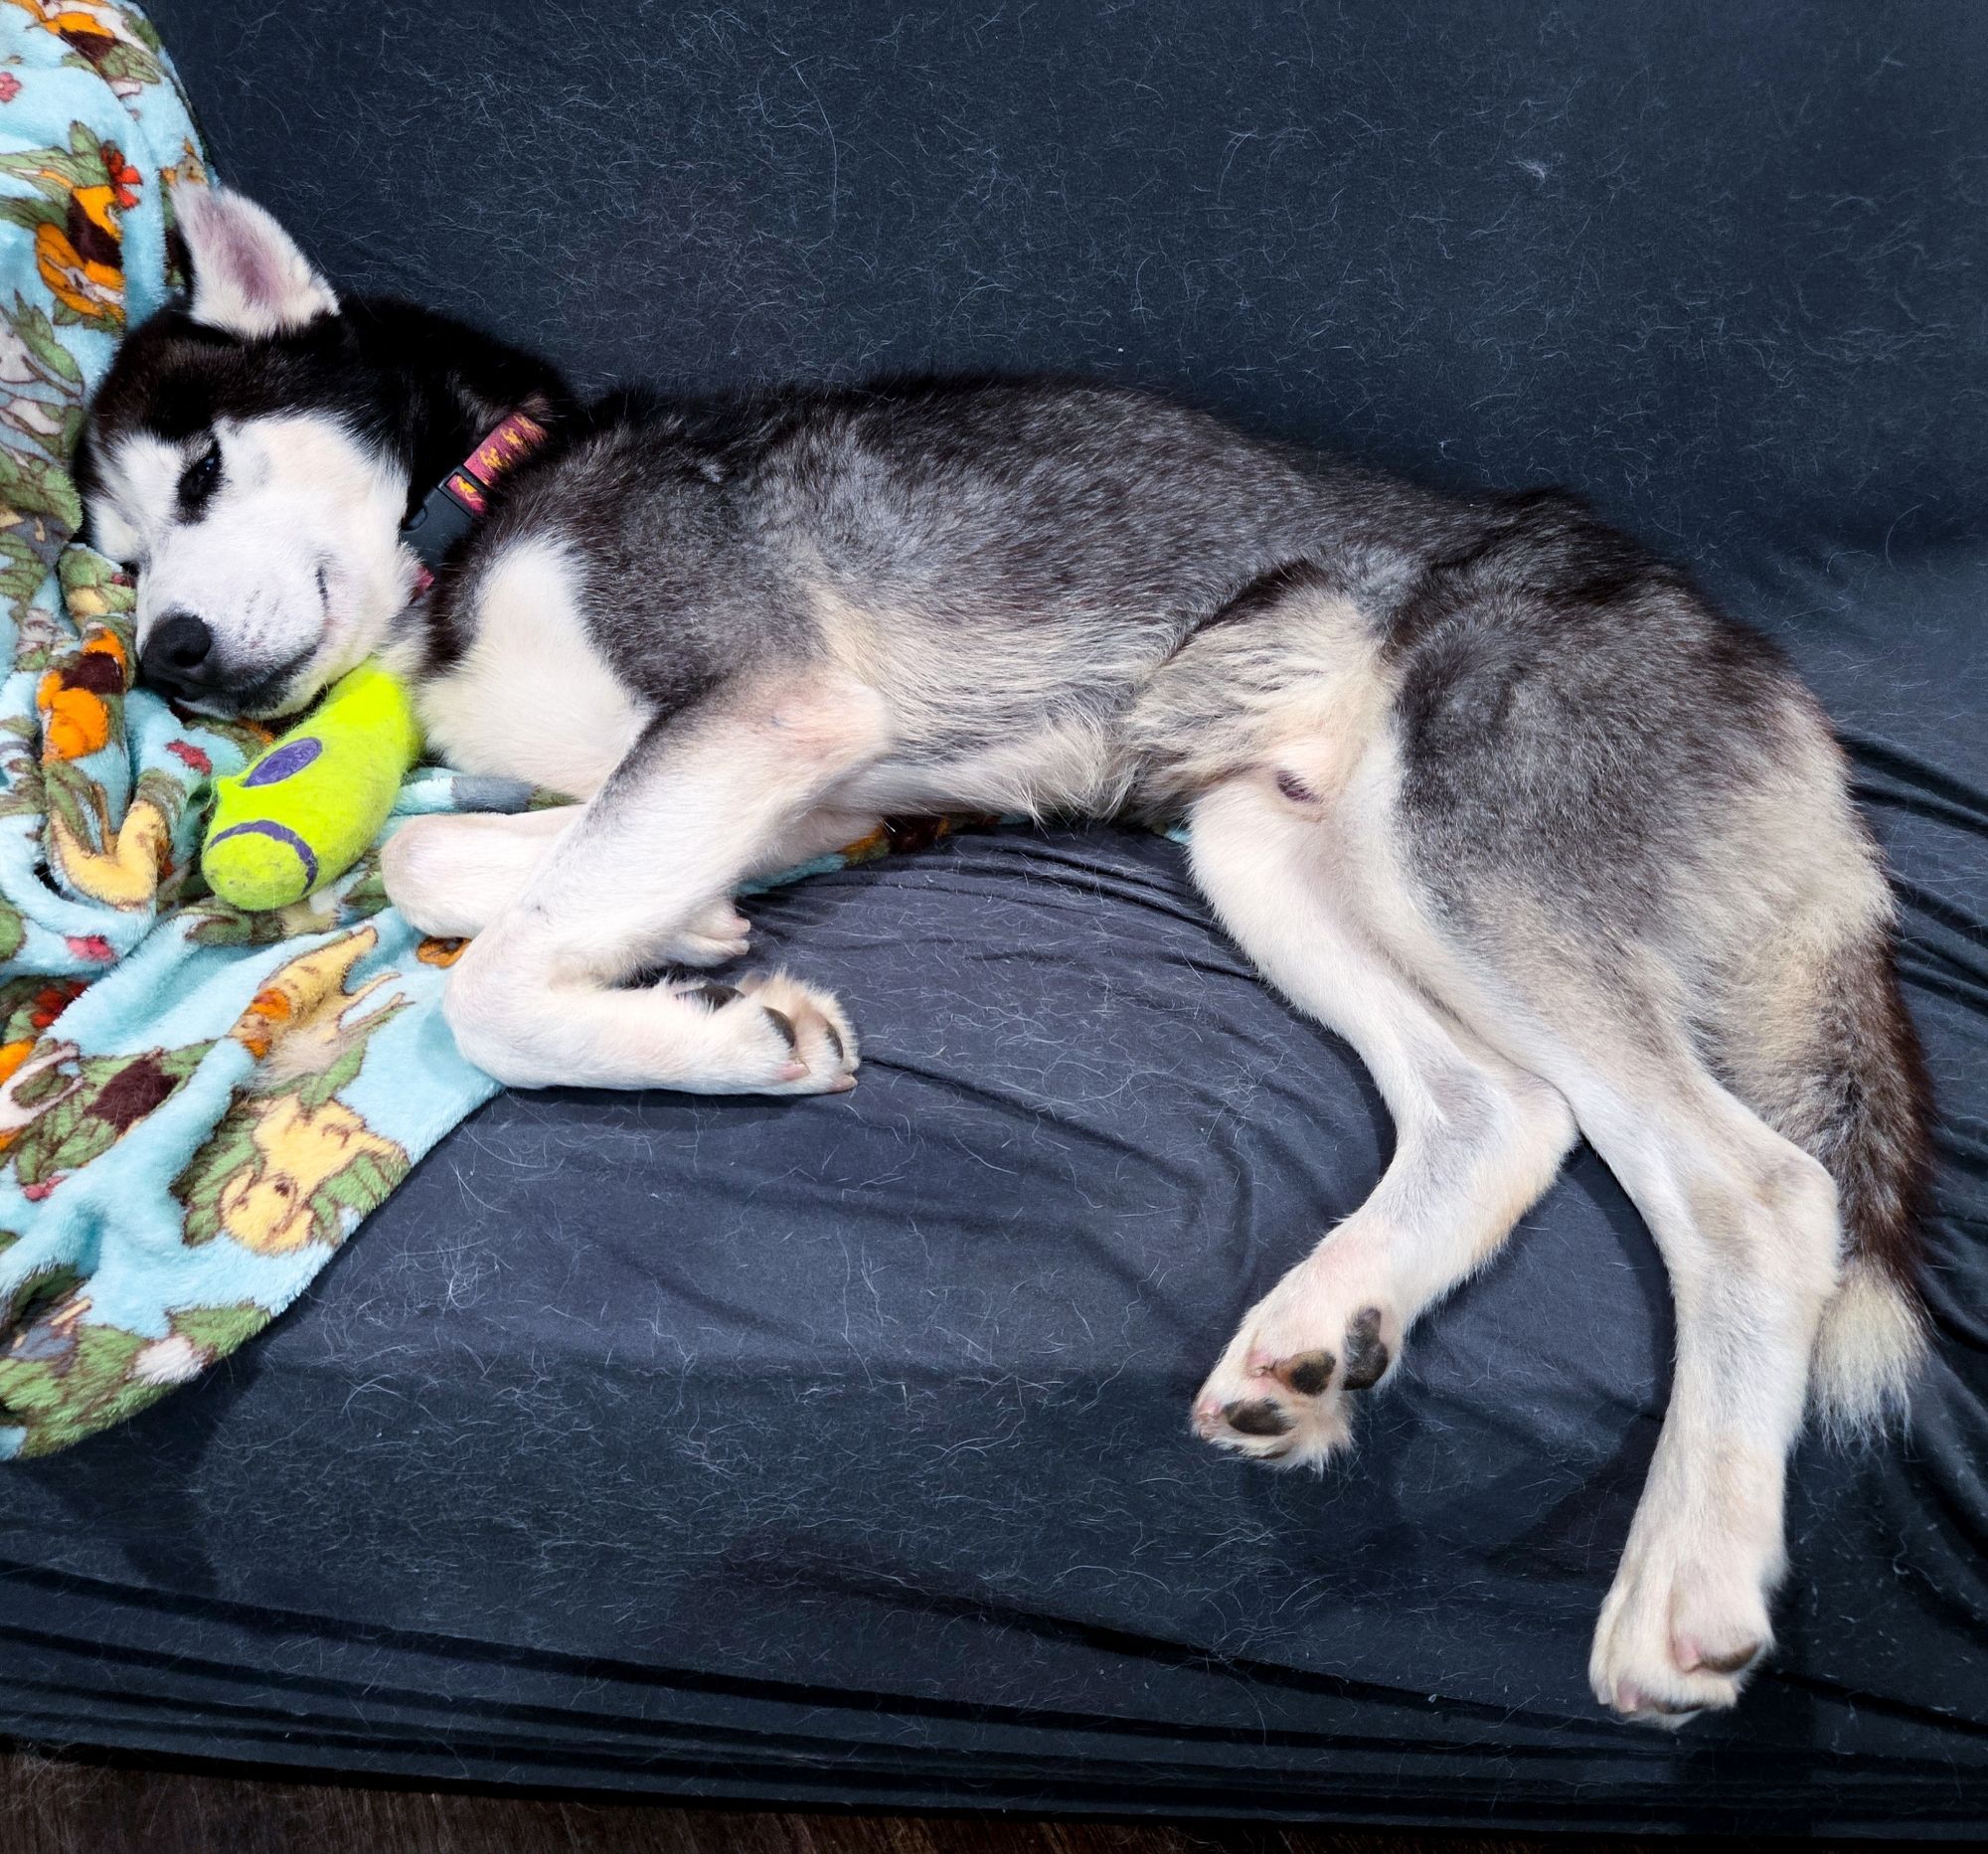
[{"x1": 1755, "y1": 918, "x2": 1933, "y2": 1435}]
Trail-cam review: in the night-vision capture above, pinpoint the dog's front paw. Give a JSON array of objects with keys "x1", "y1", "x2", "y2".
[
  {"x1": 1191, "y1": 1253, "x2": 1400, "y2": 1466},
  {"x1": 1589, "y1": 1524, "x2": 1774, "y2": 1728},
  {"x1": 670, "y1": 968, "x2": 859, "y2": 1095}
]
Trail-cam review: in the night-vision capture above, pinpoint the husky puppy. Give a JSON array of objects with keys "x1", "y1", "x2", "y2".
[{"x1": 79, "y1": 190, "x2": 1930, "y2": 1727}]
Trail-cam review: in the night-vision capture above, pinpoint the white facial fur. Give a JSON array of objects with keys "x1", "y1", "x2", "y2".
[
  {"x1": 91, "y1": 414, "x2": 415, "y2": 716},
  {"x1": 84, "y1": 185, "x2": 418, "y2": 715}
]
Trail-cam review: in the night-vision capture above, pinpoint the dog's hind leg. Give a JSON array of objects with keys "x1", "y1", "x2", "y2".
[
  {"x1": 1187, "y1": 771, "x2": 1578, "y2": 1466},
  {"x1": 1349, "y1": 544, "x2": 1910, "y2": 1723},
  {"x1": 438, "y1": 675, "x2": 888, "y2": 1092},
  {"x1": 1427, "y1": 966, "x2": 1843, "y2": 1725},
  {"x1": 1191, "y1": 756, "x2": 1843, "y2": 1725}
]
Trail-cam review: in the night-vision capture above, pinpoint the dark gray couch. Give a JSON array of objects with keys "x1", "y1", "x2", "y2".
[{"x1": 4, "y1": 1, "x2": 1984, "y2": 1832}]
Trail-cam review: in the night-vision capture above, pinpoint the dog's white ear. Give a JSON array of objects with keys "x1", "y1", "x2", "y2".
[{"x1": 175, "y1": 185, "x2": 338, "y2": 339}]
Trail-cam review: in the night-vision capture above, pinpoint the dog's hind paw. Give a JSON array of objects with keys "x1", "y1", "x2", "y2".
[
  {"x1": 1588, "y1": 1521, "x2": 1774, "y2": 1727},
  {"x1": 1191, "y1": 1258, "x2": 1400, "y2": 1467}
]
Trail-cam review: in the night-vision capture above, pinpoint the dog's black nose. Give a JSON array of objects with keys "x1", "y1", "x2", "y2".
[{"x1": 140, "y1": 611, "x2": 215, "y2": 695}]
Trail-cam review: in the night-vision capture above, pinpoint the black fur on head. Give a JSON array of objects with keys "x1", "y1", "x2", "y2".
[{"x1": 78, "y1": 293, "x2": 573, "y2": 539}]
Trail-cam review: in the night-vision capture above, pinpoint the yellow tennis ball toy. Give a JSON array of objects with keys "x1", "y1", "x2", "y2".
[{"x1": 202, "y1": 661, "x2": 422, "y2": 912}]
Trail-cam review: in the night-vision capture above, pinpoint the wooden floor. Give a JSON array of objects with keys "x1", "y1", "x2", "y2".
[{"x1": 0, "y1": 1745, "x2": 1850, "y2": 1854}]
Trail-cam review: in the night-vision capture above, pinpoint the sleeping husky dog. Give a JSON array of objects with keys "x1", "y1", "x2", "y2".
[{"x1": 80, "y1": 189, "x2": 1930, "y2": 1727}]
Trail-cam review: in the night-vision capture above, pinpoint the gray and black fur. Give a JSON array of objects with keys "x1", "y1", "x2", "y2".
[{"x1": 80, "y1": 187, "x2": 1931, "y2": 1729}]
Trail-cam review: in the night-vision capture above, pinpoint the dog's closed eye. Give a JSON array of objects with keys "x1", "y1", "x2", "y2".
[{"x1": 176, "y1": 437, "x2": 222, "y2": 516}]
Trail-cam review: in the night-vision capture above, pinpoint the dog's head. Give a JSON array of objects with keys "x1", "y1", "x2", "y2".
[{"x1": 77, "y1": 189, "x2": 420, "y2": 719}]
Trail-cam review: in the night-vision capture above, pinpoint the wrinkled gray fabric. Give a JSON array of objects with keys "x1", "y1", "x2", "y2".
[{"x1": 3, "y1": 0, "x2": 1984, "y2": 1831}]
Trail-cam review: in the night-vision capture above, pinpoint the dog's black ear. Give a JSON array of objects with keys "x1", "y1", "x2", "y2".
[{"x1": 173, "y1": 184, "x2": 338, "y2": 339}]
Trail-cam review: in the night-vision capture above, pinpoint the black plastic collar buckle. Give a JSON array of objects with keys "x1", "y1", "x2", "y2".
[
  {"x1": 398, "y1": 409, "x2": 552, "y2": 577},
  {"x1": 400, "y1": 479, "x2": 480, "y2": 573}
]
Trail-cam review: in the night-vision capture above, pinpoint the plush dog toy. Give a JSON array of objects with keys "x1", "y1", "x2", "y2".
[{"x1": 202, "y1": 662, "x2": 421, "y2": 911}]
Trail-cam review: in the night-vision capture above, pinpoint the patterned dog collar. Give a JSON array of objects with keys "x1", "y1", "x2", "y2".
[{"x1": 400, "y1": 409, "x2": 551, "y2": 584}]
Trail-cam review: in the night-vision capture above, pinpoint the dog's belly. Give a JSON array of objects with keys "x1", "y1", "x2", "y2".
[
  {"x1": 418, "y1": 536, "x2": 646, "y2": 799},
  {"x1": 838, "y1": 710, "x2": 1135, "y2": 820}
]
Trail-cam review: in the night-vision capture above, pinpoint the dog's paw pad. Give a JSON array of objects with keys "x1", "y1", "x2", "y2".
[
  {"x1": 1245, "y1": 1305, "x2": 1396, "y2": 1401},
  {"x1": 1222, "y1": 1398, "x2": 1294, "y2": 1437},
  {"x1": 1340, "y1": 1305, "x2": 1392, "y2": 1389},
  {"x1": 1679, "y1": 1637, "x2": 1766, "y2": 1677},
  {"x1": 1275, "y1": 1350, "x2": 1336, "y2": 1397}
]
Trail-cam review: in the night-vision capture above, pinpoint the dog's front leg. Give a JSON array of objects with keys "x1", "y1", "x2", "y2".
[
  {"x1": 384, "y1": 807, "x2": 750, "y2": 963},
  {"x1": 439, "y1": 677, "x2": 887, "y2": 1093}
]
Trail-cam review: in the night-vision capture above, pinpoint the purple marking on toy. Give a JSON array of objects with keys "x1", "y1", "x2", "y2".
[
  {"x1": 242, "y1": 736, "x2": 323, "y2": 786},
  {"x1": 207, "y1": 819, "x2": 319, "y2": 889}
]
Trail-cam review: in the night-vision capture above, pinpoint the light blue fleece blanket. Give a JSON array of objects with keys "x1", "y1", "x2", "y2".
[
  {"x1": 0, "y1": 1, "x2": 923, "y2": 1459},
  {"x1": 0, "y1": 0, "x2": 533, "y2": 1456}
]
